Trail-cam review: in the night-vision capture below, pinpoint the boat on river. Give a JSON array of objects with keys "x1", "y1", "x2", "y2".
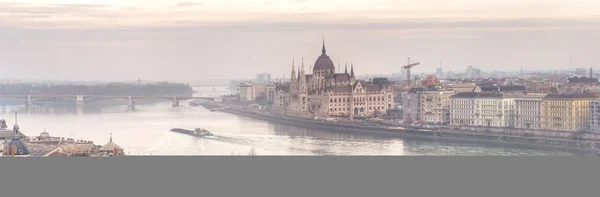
[{"x1": 170, "y1": 128, "x2": 213, "y2": 137}]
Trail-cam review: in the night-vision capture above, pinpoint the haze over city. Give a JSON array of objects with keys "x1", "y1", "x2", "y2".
[{"x1": 1, "y1": 0, "x2": 599, "y2": 81}]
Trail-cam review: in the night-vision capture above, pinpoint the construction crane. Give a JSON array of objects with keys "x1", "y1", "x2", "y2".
[{"x1": 403, "y1": 57, "x2": 420, "y2": 124}]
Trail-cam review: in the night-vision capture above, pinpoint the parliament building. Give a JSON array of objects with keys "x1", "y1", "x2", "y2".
[{"x1": 272, "y1": 41, "x2": 394, "y2": 117}]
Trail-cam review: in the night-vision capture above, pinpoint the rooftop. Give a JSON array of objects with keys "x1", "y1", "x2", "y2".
[
  {"x1": 450, "y1": 92, "x2": 479, "y2": 98},
  {"x1": 568, "y1": 77, "x2": 599, "y2": 83},
  {"x1": 479, "y1": 85, "x2": 526, "y2": 92},
  {"x1": 544, "y1": 94, "x2": 597, "y2": 99}
]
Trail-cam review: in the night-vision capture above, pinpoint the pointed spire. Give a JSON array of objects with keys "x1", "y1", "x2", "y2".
[
  {"x1": 291, "y1": 59, "x2": 296, "y2": 82},
  {"x1": 344, "y1": 63, "x2": 348, "y2": 74},
  {"x1": 350, "y1": 63, "x2": 355, "y2": 78},
  {"x1": 110, "y1": 133, "x2": 113, "y2": 142},
  {"x1": 321, "y1": 37, "x2": 326, "y2": 55},
  {"x1": 345, "y1": 64, "x2": 348, "y2": 74}
]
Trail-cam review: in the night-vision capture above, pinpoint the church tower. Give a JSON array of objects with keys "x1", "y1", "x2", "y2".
[{"x1": 4, "y1": 112, "x2": 29, "y2": 157}]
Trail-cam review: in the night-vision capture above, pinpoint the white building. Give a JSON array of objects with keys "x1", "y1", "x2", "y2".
[
  {"x1": 515, "y1": 93, "x2": 546, "y2": 130},
  {"x1": 449, "y1": 92, "x2": 478, "y2": 126},
  {"x1": 473, "y1": 94, "x2": 516, "y2": 128},
  {"x1": 450, "y1": 92, "x2": 517, "y2": 127}
]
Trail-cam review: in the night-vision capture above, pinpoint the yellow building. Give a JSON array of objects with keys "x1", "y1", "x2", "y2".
[{"x1": 542, "y1": 94, "x2": 596, "y2": 132}]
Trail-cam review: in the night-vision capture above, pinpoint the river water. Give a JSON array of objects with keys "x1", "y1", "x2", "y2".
[{"x1": 0, "y1": 86, "x2": 583, "y2": 155}]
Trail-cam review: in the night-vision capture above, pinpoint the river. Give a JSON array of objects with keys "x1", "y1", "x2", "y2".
[{"x1": 0, "y1": 86, "x2": 582, "y2": 155}]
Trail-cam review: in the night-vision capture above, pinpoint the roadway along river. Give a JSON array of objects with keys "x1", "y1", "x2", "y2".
[{"x1": 0, "y1": 86, "x2": 583, "y2": 155}]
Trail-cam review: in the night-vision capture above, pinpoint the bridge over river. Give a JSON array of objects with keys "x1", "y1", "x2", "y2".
[{"x1": 0, "y1": 94, "x2": 215, "y2": 109}]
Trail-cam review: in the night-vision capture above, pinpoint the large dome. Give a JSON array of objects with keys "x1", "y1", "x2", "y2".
[{"x1": 313, "y1": 40, "x2": 335, "y2": 73}]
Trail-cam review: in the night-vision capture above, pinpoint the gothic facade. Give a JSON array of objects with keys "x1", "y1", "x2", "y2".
[{"x1": 273, "y1": 41, "x2": 394, "y2": 117}]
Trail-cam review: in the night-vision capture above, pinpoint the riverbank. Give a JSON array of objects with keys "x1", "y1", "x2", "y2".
[{"x1": 201, "y1": 102, "x2": 600, "y2": 154}]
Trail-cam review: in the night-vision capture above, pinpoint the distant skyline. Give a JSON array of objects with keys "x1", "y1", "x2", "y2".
[{"x1": 1, "y1": 0, "x2": 599, "y2": 81}]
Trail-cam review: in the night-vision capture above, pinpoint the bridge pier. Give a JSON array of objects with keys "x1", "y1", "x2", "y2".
[
  {"x1": 172, "y1": 96, "x2": 179, "y2": 107},
  {"x1": 76, "y1": 105, "x2": 84, "y2": 115},
  {"x1": 25, "y1": 94, "x2": 32, "y2": 107},
  {"x1": 128, "y1": 96, "x2": 136, "y2": 110}
]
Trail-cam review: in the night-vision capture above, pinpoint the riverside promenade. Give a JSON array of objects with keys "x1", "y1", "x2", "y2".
[{"x1": 201, "y1": 102, "x2": 600, "y2": 154}]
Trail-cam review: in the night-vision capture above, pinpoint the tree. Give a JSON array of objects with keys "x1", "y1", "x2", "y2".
[{"x1": 248, "y1": 147, "x2": 257, "y2": 156}]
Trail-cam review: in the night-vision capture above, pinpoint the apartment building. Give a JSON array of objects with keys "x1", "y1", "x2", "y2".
[
  {"x1": 418, "y1": 91, "x2": 455, "y2": 124},
  {"x1": 514, "y1": 93, "x2": 547, "y2": 130},
  {"x1": 542, "y1": 94, "x2": 596, "y2": 132},
  {"x1": 450, "y1": 92, "x2": 518, "y2": 127},
  {"x1": 449, "y1": 92, "x2": 478, "y2": 126},
  {"x1": 474, "y1": 93, "x2": 517, "y2": 127},
  {"x1": 238, "y1": 83, "x2": 255, "y2": 101},
  {"x1": 589, "y1": 98, "x2": 600, "y2": 133}
]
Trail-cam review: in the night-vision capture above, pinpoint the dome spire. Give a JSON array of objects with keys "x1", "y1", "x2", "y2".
[
  {"x1": 13, "y1": 111, "x2": 18, "y2": 137},
  {"x1": 321, "y1": 37, "x2": 326, "y2": 55}
]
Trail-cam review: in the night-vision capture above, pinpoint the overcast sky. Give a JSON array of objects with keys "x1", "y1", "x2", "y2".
[{"x1": 1, "y1": 0, "x2": 599, "y2": 82}]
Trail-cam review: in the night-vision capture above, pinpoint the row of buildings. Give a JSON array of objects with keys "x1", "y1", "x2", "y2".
[
  {"x1": 238, "y1": 82, "x2": 276, "y2": 103},
  {"x1": 1, "y1": 114, "x2": 124, "y2": 157},
  {"x1": 402, "y1": 81, "x2": 600, "y2": 133}
]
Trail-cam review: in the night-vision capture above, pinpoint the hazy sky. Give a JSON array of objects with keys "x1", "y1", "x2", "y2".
[{"x1": 1, "y1": 0, "x2": 600, "y2": 82}]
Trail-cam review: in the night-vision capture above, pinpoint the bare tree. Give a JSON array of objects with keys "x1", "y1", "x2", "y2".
[{"x1": 248, "y1": 147, "x2": 257, "y2": 156}]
